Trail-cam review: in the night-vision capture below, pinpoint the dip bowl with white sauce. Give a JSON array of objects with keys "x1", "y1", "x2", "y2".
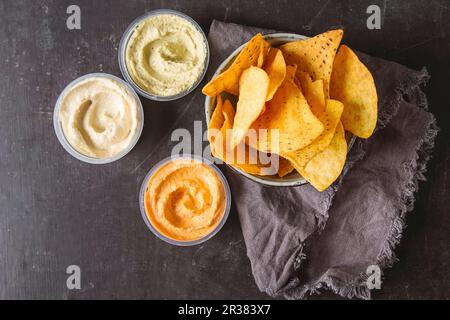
[
  {"x1": 118, "y1": 9, "x2": 210, "y2": 101},
  {"x1": 54, "y1": 73, "x2": 144, "y2": 164}
]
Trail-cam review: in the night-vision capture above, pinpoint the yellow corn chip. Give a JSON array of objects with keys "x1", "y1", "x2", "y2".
[
  {"x1": 296, "y1": 71, "x2": 326, "y2": 117},
  {"x1": 330, "y1": 45, "x2": 378, "y2": 138},
  {"x1": 207, "y1": 95, "x2": 224, "y2": 147},
  {"x1": 284, "y1": 99, "x2": 344, "y2": 168},
  {"x1": 257, "y1": 38, "x2": 271, "y2": 68},
  {"x1": 278, "y1": 156, "x2": 295, "y2": 177},
  {"x1": 263, "y1": 48, "x2": 286, "y2": 101},
  {"x1": 250, "y1": 76, "x2": 324, "y2": 154},
  {"x1": 280, "y1": 29, "x2": 343, "y2": 97},
  {"x1": 210, "y1": 99, "x2": 281, "y2": 176},
  {"x1": 285, "y1": 64, "x2": 298, "y2": 82},
  {"x1": 202, "y1": 33, "x2": 265, "y2": 96},
  {"x1": 231, "y1": 66, "x2": 269, "y2": 149},
  {"x1": 299, "y1": 122, "x2": 347, "y2": 192}
]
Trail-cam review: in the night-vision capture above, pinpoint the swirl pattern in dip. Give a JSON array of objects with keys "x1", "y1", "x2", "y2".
[
  {"x1": 144, "y1": 158, "x2": 226, "y2": 241},
  {"x1": 59, "y1": 76, "x2": 139, "y2": 158},
  {"x1": 125, "y1": 14, "x2": 207, "y2": 96}
]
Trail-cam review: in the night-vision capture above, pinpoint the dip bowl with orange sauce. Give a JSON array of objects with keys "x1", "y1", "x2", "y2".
[{"x1": 139, "y1": 155, "x2": 231, "y2": 246}]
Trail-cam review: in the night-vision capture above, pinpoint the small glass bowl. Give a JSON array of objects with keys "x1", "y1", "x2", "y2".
[
  {"x1": 53, "y1": 73, "x2": 144, "y2": 164},
  {"x1": 118, "y1": 9, "x2": 210, "y2": 101},
  {"x1": 139, "y1": 155, "x2": 231, "y2": 246}
]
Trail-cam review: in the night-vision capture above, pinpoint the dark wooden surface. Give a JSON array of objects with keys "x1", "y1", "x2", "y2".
[{"x1": 0, "y1": 0, "x2": 449, "y2": 299}]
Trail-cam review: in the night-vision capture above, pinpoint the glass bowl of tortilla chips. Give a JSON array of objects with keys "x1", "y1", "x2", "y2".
[{"x1": 203, "y1": 32, "x2": 377, "y2": 191}]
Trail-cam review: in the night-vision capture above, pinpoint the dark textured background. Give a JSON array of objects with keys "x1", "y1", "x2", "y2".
[{"x1": 0, "y1": 0, "x2": 449, "y2": 299}]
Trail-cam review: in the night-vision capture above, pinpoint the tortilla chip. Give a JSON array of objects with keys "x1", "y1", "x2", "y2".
[
  {"x1": 211, "y1": 99, "x2": 281, "y2": 176},
  {"x1": 209, "y1": 99, "x2": 233, "y2": 160},
  {"x1": 208, "y1": 95, "x2": 224, "y2": 144},
  {"x1": 202, "y1": 33, "x2": 265, "y2": 96},
  {"x1": 235, "y1": 145, "x2": 280, "y2": 176},
  {"x1": 250, "y1": 76, "x2": 324, "y2": 154},
  {"x1": 296, "y1": 71, "x2": 326, "y2": 117},
  {"x1": 208, "y1": 97, "x2": 228, "y2": 159},
  {"x1": 263, "y1": 48, "x2": 286, "y2": 101},
  {"x1": 284, "y1": 99, "x2": 344, "y2": 168},
  {"x1": 257, "y1": 38, "x2": 271, "y2": 68},
  {"x1": 221, "y1": 98, "x2": 235, "y2": 124},
  {"x1": 278, "y1": 156, "x2": 295, "y2": 177},
  {"x1": 280, "y1": 29, "x2": 343, "y2": 97},
  {"x1": 330, "y1": 45, "x2": 378, "y2": 138},
  {"x1": 231, "y1": 66, "x2": 269, "y2": 149},
  {"x1": 299, "y1": 122, "x2": 347, "y2": 191},
  {"x1": 285, "y1": 64, "x2": 298, "y2": 82}
]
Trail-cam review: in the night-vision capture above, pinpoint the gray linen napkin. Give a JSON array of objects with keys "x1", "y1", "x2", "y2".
[{"x1": 206, "y1": 20, "x2": 438, "y2": 299}]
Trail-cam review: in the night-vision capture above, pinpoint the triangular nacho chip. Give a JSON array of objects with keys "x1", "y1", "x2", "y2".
[
  {"x1": 207, "y1": 95, "x2": 224, "y2": 147},
  {"x1": 210, "y1": 99, "x2": 284, "y2": 176},
  {"x1": 298, "y1": 121, "x2": 347, "y2": 191},
  {"x1": 231, "y1": 66, "x2": 269, "y2": 149},
  {"x1": 330, "y1": 45, "x2": 378, "y2": 138},
  {"x1": 285, "y1": 64, "x2": 298, "y2": 82},
  {"x1": 280, "y1": 29, "x2": 343, "y2": 97},
  {"x1": 296, "y1": 71, "x2": 326, "y2": 117},
  {"x1": 278, "y1": 156, "x2": 295, "y2": 177},
  {"x1": 250, "y1": 76, "x2": 324, "y2": 154},
  {"x1": 202, "y1": 33, "x2": 266, "y2": 96},
  {"x1": 284, "y1": 99, "x2": 344, "y2": 168},
  {"x1": 263, "y1": 48, "x2": 286, "y2": 101},
  {"x1": 257, "y1": 38, "x2": 271, "y2": 68}
]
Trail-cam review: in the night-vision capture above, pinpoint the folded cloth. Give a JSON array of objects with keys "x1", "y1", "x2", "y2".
[{"x1": 207, "y1": 20, "x2": 438, "y2": 299}]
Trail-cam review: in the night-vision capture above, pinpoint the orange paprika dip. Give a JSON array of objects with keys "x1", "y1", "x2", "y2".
[{"x1": 144, "y1": 158, "x2": 226, "y2": 241}]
